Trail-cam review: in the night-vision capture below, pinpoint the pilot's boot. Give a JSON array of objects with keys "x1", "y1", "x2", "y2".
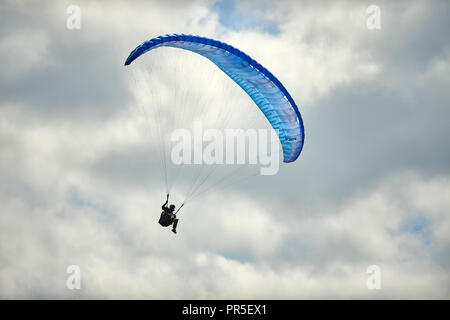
[{"x1": 172, "y1": 219, "x2": 179, "y2": 234}]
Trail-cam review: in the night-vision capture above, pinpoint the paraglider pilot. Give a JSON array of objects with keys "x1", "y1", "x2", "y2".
[{"x1": 159, "y1": 194, "x2": 179, "y2": 234}]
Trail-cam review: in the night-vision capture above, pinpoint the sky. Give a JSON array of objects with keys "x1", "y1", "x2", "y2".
[{"x1": 0, "y1": 0, "x2": 449, "y2": 299}]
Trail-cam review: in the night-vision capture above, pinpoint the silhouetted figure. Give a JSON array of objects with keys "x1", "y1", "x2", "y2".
[{"x1": 159, "y1": 194, "x2": 179, "y2": 234}]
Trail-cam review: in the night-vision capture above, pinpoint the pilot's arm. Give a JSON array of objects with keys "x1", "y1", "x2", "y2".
[{"x1": 162, "y1": 194, "x2": 169, "y2": 210}]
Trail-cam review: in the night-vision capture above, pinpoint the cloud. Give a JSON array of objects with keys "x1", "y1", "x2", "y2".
[
  {"x1": 0, "y1": 30, "x2": 50, "y2": 78},
  {"x1": 1, "y1": 158, "x2": 448, "y2": 298},
  {"x1": 0, "y1": 0, "x2": 449, "y2": 299}
]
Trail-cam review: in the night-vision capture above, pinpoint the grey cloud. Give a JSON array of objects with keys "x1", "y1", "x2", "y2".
[{"x1": 1, "y1": 0, "x2": 449, "y2": 299}]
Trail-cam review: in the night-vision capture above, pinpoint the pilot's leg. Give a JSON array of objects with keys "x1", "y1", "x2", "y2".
[{"x1": 172, "y1": 219, "x2": 179, "y2": 233}]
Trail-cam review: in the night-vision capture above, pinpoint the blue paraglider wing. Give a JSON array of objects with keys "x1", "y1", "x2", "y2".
[{"x1": 125, "y1": 34, "x2": 304, "y2": 162}]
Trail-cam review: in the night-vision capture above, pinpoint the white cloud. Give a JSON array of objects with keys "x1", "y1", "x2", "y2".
[
  {"x1": 1, "y1": 109, "x2": 449, "y2": 298},
  {"x1": 0, "y1": 0, "x2": 449, "y2": 299},
  {"x1": 217, "y1": 1, "x2": 383, "y2": 105}
]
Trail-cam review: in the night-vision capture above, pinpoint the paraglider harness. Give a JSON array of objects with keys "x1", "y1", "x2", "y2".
[{"x1": 158, "y1": 194, "x2": 184, "y2": 233}]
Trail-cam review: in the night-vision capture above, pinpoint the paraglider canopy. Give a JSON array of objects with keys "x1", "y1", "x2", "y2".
[{"x1": 124, "y1": 34, "x2": 304, "y2": 163}]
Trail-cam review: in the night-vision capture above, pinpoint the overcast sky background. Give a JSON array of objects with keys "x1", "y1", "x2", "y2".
[{"x1": 1, "y1": 0, "x2": 449, "y2": 299}]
